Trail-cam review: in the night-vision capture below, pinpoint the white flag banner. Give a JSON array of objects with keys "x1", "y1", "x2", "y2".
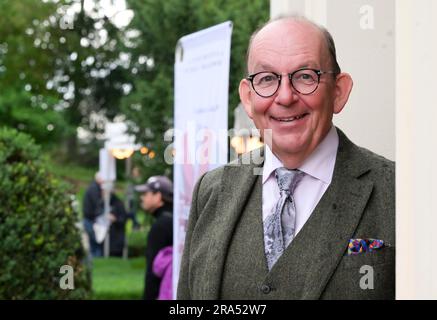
[{"x1": 173, "y1": 21, "x2": 233, "y2": 298}]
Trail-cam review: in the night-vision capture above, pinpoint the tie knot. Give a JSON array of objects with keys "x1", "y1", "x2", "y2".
[{"x1": 275, "y1": 167, "x2": 304, "y2": 195}]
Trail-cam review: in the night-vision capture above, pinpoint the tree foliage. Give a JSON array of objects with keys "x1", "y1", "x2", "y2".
[
  {"x1": 0, "y1": 0, "x2": 132, "y2": 159},
  {"x1": 0, "y1": 0, "x2": 70, "y2": 146}
]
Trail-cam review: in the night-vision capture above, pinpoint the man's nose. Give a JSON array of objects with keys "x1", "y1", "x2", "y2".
[{"x1": 274, "y1": 76, "x2": 299, "y2": 106}]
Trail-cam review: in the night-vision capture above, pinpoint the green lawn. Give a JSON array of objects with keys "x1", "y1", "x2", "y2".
[{"x1": 91, "y1": 257, "x2": 145, "y2": 300}]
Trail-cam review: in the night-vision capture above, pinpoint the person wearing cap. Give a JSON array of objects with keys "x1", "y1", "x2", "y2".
[{"x1": 135, "y1": 175, "x2": 173, "y2": 300}]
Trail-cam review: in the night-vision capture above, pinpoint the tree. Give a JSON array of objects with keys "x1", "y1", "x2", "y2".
[
  {"x1": 0, "y1": 0, "x2": 70, "y2": 146},
  {"x1": 42, "y1": 0, "x2": 131, "y2": 159},
  {"x1": 0, "y1": 0, "x2": 133, "y2": 161}
]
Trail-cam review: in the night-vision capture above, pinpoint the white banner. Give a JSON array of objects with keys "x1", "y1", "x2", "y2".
[{"x1": 173, "y1": 21, "x2": 233, "y2": 298}]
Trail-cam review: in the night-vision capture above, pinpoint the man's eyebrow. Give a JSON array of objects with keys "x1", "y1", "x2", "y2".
[{"x1": 296, "y1": 61, "x2": 320, "y2": 69}]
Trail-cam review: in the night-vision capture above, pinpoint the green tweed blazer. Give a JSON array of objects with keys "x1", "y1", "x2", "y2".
[{"x1": 177, "y1": 129, "x2": 395, "y2": 300}]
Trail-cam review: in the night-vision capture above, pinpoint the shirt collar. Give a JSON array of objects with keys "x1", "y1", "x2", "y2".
[{"x1": 262, "y1": 126, "x2": 339, "y2": 185}]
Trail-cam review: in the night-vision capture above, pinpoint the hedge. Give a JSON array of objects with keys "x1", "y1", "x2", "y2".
[{"x1": 0, "y1": 127, "x2": 91, "y2": 299}]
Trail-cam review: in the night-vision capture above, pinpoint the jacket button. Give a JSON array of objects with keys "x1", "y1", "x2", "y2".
[{"x1": 261, "y1": 284, "x2": 271, "y2": 294}]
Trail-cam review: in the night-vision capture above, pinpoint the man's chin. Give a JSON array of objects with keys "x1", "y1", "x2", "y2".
[{"x1": 271, "y1": 141, "x2": 307, "y2": 158}]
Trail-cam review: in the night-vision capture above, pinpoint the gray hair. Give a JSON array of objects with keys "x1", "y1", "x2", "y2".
[{"x1": 245, "y1": 15, "x2": 341, "y2": 75}]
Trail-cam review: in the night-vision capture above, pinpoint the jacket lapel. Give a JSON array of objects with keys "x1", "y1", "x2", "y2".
[
  {"x1": 267, "y1": 129, "x2": 374, "y2": 299},
  {"x1": 302, "y1": 170, "x2": 373, "y2": 298},
  {"x1": 202, "y1": 149, "x2": 264, "y2": 299},
  {"x1": 301, "y1": 130, "x2": 374, "y2": 299}
]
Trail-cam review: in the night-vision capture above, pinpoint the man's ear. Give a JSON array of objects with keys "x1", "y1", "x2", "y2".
[
  {"x1": 239, "y1": 78, "x2": 254, "y2": 119},
  {"x1": 333, "y1": 73, "x2": 353, "y2": 114}
]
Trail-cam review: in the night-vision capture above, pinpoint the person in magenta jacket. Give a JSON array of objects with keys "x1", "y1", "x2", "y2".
[{"x1": 153, "y1": 246, "x2": 173, "y2": 300}]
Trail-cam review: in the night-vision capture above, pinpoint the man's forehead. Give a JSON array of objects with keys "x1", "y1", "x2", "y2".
[{"x1": 252, "y1": 60, "x2": 321, "y2": 71}]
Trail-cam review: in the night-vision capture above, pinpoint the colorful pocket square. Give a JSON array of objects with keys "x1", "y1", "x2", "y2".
[{"x1": 347, "y1": 238, "x2": 385, "y2": 256}]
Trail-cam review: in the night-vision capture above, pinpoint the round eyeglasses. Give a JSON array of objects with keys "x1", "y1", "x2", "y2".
[{"x1": 246, "y1": 68, "x2": 337, "y2": 98}]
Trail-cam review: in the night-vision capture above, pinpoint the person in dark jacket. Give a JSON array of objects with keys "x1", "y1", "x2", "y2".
[
  {"x1": 107, "y1": 193, "x2": 127, "y2": 257},
  {"x1": 83, "y1": 172, "x2": 104, "y2": 257},
  {"x1": 135, "y1": 175, "x2": 173, "y2": 300},
  {"x1": 83, "y1": 172, "x2": 127, "y2": 257}
]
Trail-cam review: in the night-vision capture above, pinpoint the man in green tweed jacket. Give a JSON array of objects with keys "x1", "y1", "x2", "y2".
[{"x1": 177, "y1": 16, "x2": 395, "y2": 300}]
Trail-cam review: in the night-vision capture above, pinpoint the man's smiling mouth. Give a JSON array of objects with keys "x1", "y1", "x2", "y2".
[{"x1": 271, "y1": 113, "x2": 309, "y2": 122}]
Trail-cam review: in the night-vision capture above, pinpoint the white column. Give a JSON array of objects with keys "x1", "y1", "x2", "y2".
[
  {"x1": 396, "y1": 0, "x2": 437, "y2": 300},
  {"x1": 270, "y1": 0, "x2": 305, "y2": 19},
  {"x1": 304, "y1": 0, "x2": 327, "y2": 27},
  {"x1": 270, "y1": 0, "x2": 327, "y2": 25}
]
